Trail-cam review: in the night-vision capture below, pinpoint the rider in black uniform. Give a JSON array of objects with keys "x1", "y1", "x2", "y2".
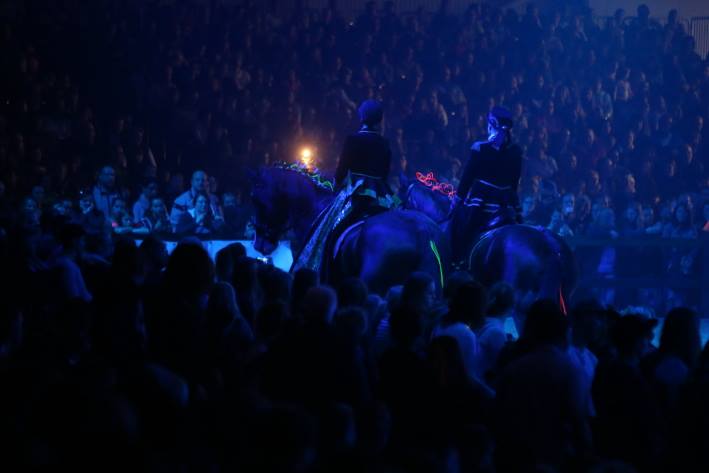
[
  {"x1": 294, "y1": 100, "x2": 393, "y2": 280},
  {"x1": 334, "y1": 99, "x2": 392, "y2": 214},
  {"x1": 292, "y1": 100, "x2": 394, "y2": 276},
  {"x1": 450, "y1": 106, "x2": 523, "y2": 269}
]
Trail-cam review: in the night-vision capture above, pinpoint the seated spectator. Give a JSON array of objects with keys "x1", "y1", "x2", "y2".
[
  {"x1": 532, "y1": 179, "x2": 559, "y2": 225},
  {"x1": 655, "y1": 200, "x2": 676, "y2": 235},
  {"x1": 78, "y1": 190, "x2": 108, "y2": 236},
  {"x1": 51, "y1": 197, "x2": 76, "y2": 221},
  {"x1": 526, "y1": 144, "x2": 558, "y2": 180},
  {"x1": 108, "y1": 198, "x2": 128, "y2": 230},
  {"x1": 663, "y1": 201, "x2": 698, "y2": 239},
  {"x1": 92, "y1": 165, "x2": 119, "y2": 218},
  {"x1": 520, "y1": 193, "x2": 541, "y2": 225},
  {"x1": 587, "y1": 207, "x2": 618, "y2": 239},
  {"x1": 618, "y1": 201, "x2": 645, "y2": 237},
  {"x1": 557, "y1": 152, "x2": 582, "y2": 191},
  {"x1": 132, "y1": 178, "x2": 159, "y2": 222},
  {"x1": 547, "y1": 209, "x2": 574, "y2": 237},
  {"x1": 644, "y1": 206, "x2": 663, "y2": 235},
  {"x1": 113, "y1": 211, "x2": 136, "y2": 235},
  {"x1": 170, "y1": 170, "x2": 220, "y2": 232},
  {"x1": 175, "y1": 192, "x2": 224, "y2": 235},
  {"x1": 142, "y1": 197, "x2": 170, "y2": 234},
  {"x1": 573, "y1": 194, "x2": 593, "y2": 234},
  {"x1": 560, "y1": 192, "x2": 578, "y2": 228}
]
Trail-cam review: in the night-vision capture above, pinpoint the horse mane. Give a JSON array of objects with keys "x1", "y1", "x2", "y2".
[{"x1": 271, "y1": 161, "x2": 335, "y2": 193}]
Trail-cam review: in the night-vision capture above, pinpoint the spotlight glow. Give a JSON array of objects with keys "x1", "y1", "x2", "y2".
[{"x1": 300, "y1": 147, "x2": 314, "y2": 168}]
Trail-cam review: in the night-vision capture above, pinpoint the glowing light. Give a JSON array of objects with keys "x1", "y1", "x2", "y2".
[{"x1": 299, "y1": 147, "x2": 314, "y2": 168}]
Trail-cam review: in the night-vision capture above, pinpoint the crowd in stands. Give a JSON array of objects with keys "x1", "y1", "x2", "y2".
[
  {"x1": 2, "y1": 1, "x2": 709, "y2": 471},
  {"x1": 1, "y1": 1, "x2": 708, "y2": 242},
  {"x1": 1, "y1": 0, "x2": 706, "y2": 311},
  {"x1": 2, "y1": 231, "x2": 709, "y2": 472}
]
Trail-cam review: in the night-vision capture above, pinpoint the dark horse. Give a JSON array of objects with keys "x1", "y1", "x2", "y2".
[
  {"x1": 405, "y1": 177, "x2": 577, "y2": 313},
  {"x1": 251, "y1": 165, "x2": 449, "y2": 295}
]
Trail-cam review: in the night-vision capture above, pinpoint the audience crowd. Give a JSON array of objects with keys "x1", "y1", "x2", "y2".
[
  {"x1": 1, "y1": 0, "x2": 708, "y2": 312},
  {"x1": 2, "y1": 1, "x2": 709, "y2": 239},
  {"x1": 1, "y1": 233, "x2": 708, "y2": 472}
]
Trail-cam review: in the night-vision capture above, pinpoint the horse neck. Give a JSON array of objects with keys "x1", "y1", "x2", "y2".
[{"x1": 278, "y1": 170, "x2": 333, "y2": 240}]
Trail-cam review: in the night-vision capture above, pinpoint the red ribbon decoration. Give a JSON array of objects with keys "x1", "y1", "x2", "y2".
[{"x1": 415, "y1": 171, "x2": 457, "y2": 199}]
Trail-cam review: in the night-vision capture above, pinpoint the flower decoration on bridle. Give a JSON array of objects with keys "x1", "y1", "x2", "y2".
[{"x1": 415, "y1": 171, "x2": 457, "y2": 199}]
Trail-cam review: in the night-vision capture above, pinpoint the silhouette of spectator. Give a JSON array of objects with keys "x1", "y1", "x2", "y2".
[{"x1": 495, "y1": 299, "x2": 592, "y2": 472}]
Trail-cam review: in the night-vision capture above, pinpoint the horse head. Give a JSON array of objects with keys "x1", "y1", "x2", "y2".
[
  {"x1": 251, "y1": 168, "x2": 288, "y2": 255},
  {"x1": 404, "y1": 172, "x2": 456, "y2": 224},
  {"x1": 251, "y1": 164, "x2": 334, "y2": 255}
]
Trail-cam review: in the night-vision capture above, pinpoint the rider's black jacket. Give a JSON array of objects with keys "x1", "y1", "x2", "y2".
[
  {"x1": 457, "y1": 140, "x2": 523, "y2": 208},
  {"x1": 335, "y1": 130, "x2": 392, "y2": 198}
]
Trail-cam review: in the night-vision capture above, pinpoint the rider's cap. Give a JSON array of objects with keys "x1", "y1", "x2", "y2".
[
  {"x1": 358, "y1": 100, "x2": 384, "y2": 126},
  {"x1": 488, "y1": 106, "x2": 514, "y2": 130}
]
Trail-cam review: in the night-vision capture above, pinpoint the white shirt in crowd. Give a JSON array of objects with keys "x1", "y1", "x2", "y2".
[
  {"x1": 476, "y1": 316, "x2": 508, "y2": 380},
  {"x1": 567, "y1": 344, "x2": 598, "y2": 416}
]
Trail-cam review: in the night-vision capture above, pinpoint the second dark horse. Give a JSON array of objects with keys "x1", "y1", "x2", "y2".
[{"x1": 406, "y1": 179, "x2": 578, "y2": 313}]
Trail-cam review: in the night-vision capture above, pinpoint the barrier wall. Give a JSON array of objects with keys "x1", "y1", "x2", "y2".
[
  {"x1": 134, "y1": 239, "x2": 294, "y2": 272},
  {"x1": 568, "y1": 235, "x2": 709, "y2": 317}
]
